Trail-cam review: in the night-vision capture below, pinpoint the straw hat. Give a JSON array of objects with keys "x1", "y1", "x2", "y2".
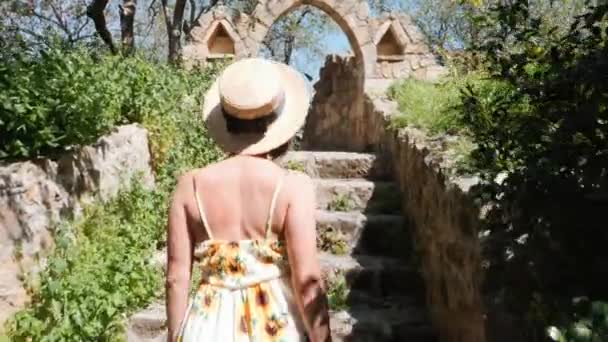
[{"x1": 202, "y1": 58, "x2": 310, "y2": 155}]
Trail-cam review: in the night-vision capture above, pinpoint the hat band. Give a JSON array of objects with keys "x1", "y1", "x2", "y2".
[
  {"x1": 220, "y1": 90, "x2": 285, "y2": 120},
  {"x1": 222, "y1": 92, "x2": 286, "y2": 135}
]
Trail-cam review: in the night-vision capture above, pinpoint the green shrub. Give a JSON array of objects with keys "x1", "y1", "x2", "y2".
[
  {"x1": 0, "y1": 48, "x2": 121, "y2": 160},
  {"x1": 388, "y1": 77, "x2": 463, "y2": 134},
  {"x1": 5, "y1": 53, "x2": 225, "y2": 340},
  {"x1": 547, "y1": 298, "x2": 608, "y2": 342},
  {"x1": 0, "y1": 47, "x2": 223, "y2": 162},
  {"x1": 7, "y1": 180, "x2": 165, "y2": 341},
  {"x1": 460, "y1": 1, "x2": 608, "y2": 338}
]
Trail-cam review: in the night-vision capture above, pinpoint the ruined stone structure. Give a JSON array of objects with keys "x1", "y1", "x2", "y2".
[{"x1": 182, "y1": 0, "x2": 445, "y2": 80}]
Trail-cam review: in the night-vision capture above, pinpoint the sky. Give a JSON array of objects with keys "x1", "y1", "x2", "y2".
[{"x1": 292, "y1": 30, "x2": 351, "y2": 83}]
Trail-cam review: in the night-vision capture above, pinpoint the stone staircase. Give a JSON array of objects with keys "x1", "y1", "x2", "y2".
[{"x1": 126, "y1": 151, "x2": 437, "y2": 342}]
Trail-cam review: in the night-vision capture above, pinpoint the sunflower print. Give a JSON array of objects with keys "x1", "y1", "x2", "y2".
[{"x1": 178, "y1": 239, "x2": 305, "y2": 341}]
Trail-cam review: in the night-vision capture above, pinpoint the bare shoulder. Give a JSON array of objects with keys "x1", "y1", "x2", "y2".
[
  {"x1": 284, "y1": 170, "x2": 313, "y2": 189},
  {"x1": 283, "y1": 170, "x2": 315, "y2": 202},
  {"x1": 171, "y1": 169, "x2": 199, "y2": 203}
]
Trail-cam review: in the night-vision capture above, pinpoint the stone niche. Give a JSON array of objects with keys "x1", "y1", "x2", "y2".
[
  {"x1": 182, "y1": 6, "x2": 246, "y2": 69},
  {"x1": 371, "y1": 14, "x2": 446, "y2": 81},
  {"x1": 206, "y1": 21, "x2": 236, "y2": 60},
  {"x1": 375, "y1": 22, "x2": 405, "y2": 61}
]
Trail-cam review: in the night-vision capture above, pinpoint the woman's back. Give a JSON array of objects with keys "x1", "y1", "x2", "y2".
[
  {"x1": 188, "y1": 156, "x2": 292, "y2": 243},
  {"x1": 165, "y1": 58, "x2": 330, "y2": 342},
  {"x1": 167, "y1": 156, "x2": 326, "y2": 342}
]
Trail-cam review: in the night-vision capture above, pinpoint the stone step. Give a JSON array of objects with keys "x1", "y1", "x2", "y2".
[
  {"x1": 331, "y1": 308, "x2": 438, "y2": 342},
  {"x1": 314, "y1": 178, "x2": 401, "y2": 214},
  {"x1": 319, "y1": 253, "x2": 424, "y2": 299},
  {"x1": 152, "y1": 211, "x2": 409, "y2": 267},
  {"x1": 280, "y1": 151, "x2": 391, "y2": 180},
  {"x1": 127, "y1": 298, "x2": 434, "y2": 342},
  {"x1": 151, "y1": 251, "x2": 423, "y2": 304},
  {"x1": 316, "y1": 210, "x2": 408, "y2": 258}
]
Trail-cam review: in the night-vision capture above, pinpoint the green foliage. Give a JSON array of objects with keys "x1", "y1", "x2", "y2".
[
  {"x1": 388, "y1": 78, "x2": 461, "y2": 134},
  {"x1": 459, "y1": 1, "x2": 608, "y2": 338},
  {"x1": 285, "y1": 160, "x2": 306, "y2": 173},
  {"x1": 5, "y1": 53, "x2": 224, "y2": 340},
  {"x1": 547, "y1": 298, "x2": 608, "y2": 342},
  {"x1": 317, "y1": 226, "x2": 349, "y2": 255},
  {"x1": 0, "y1": 47, "x2": 221, "y2": 161},
  {"x1": 8, "y1": 180, "x2": 165, "y2": 341},
  {"x1": 327, "y1": 194, "x2": 355, "y2": 212},
  {"x1": 326, "y1": 272, "x2": 349, "y2": 311},
  {"x1": 388, "y1": 74, "x2": 508, "y2": 135}
]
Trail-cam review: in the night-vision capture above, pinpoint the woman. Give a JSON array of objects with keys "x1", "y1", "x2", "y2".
[{"x1": 165, "y1": 58, "x2": 331, "y2": 342}]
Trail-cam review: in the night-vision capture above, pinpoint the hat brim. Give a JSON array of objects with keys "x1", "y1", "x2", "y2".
[{"x1": 202, "y1": 61, "x2": 310, "y2": 155}]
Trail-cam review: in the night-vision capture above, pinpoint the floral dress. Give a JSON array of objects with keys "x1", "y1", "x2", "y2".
[{"x1": 177, "y1": 175, "x2": 307, "y2": 342}]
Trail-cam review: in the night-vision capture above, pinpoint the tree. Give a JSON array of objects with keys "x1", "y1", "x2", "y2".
[
  {"x1": 261, "y1": 6, "x2": 339, "y2": 66},
  {"x1": 87, "y1": 0, "x2": 137, "y2": 55},
  {"x1": 459, "y1": 0, "x2": 608, "y2": 337},
  {"x1": 0, "y1": 0, "x2": 96, "y2": 52}
]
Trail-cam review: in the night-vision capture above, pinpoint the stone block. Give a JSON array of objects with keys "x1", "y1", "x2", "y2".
[{"x1": 0, "y1": 124, "x2": 154, "y2": 328}]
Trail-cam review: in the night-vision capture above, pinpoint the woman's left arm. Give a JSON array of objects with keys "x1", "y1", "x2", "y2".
[{"x1": 166, "y1": 174, "x2": 194, "y2": 342}]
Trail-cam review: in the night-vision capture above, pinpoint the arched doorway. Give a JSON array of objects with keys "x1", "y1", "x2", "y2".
[{"x1": 247, "y1": 0, "x2": 374, "y2": 78}]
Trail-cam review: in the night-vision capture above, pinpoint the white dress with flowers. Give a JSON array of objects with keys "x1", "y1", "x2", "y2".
[{"x1": 177, "y1": 176, "x2": 307, "y2": 342}]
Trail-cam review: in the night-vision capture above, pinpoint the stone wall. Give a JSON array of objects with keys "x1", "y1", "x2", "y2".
[
  {"x1": 0, "y1": 124, "x2": 154, "y2": 327},
  {"x1": 368, "y1": 83, "x2": 487, "y2": 342},
  {"x1": 182, "y1": 1, "x2": 444, "y2": 79},
  {"x1": 300, "y1": 55, "x2": 368, "y2": 151},
  {"x1": 305, "y1": 54, "x2": 487, "y2": 341},
  {"x1": 369, "y1": 13, "x2": 446, "y2": 81},
  {"x1": 301, "y1": 54, "x2": 444, "y2": 152}
]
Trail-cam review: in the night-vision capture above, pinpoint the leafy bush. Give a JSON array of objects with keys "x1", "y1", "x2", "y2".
[
  {"x1": 388, "y1": 72, "x2": 517, "y2": 136},
  {"x1": 8, "y1": 180, "x2": 164, "y2": 340},
  {"x1": 388, "y1": 77, "x2": 464, "y2": 134},
  {"x1": 5, "y1": 54, "x2": 224, "y2": 340},
  {"x1": 547, "y1": 298, "x2": 608, "y2": 342},
  {"x1": 459, "y1": 1, "x2": 608, "y2": 338},
  {"x1": 0, "y1": 47, "x2": 221, "y2": 161}
]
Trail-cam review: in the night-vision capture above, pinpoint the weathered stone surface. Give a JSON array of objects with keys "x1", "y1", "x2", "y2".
[
  {"x1": 360, "y1": 87, "x2": 487, "y2": 341},
  {"x1": 0, "y1": 124, "x2": 154, "y2": 327},
  {"x1": 181, "y1": 0, "x2": 441, "y2": 79},
  {"x1": 301, "y1": 55, "x2": 367, "y2": 151},
  {"x1": 314, "y1": 178, "x2": 400, "y2": 214},
  {"x1": 280, "y1": 151, "x2": 391, "y2": 179}
]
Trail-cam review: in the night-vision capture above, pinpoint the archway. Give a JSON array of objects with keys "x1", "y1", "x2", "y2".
[{"x1": 247, "y1": 0, "x2": 375, "y2": 78}]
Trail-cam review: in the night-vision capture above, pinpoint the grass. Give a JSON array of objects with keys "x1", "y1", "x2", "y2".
[
  {"x1": 317, "y1": 226, "x2": 349, "y2": 255},
  {"x1": 327, "y1": 194, "x2": 355, "y2": 212},
  {"x1": 387, "y1": 73, "x2": 492, "y2": 135},
  {"x1": 326, "y1": 271, "x2": 350, "y2": 311},
  {"x1": 285, "y1": 160, "x2": 306, "y2": 173},
  {"x1": 387, "y1": 73, "x2": 491, "y2": 174}
]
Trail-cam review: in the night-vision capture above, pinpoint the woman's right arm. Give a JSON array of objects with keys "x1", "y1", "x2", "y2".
[
  {"x1": 284, "y1": 173, "x2": 331, "y2": 342},
  {"x1": 165, "y1": 174, "x2": 194, "y2": 342}
]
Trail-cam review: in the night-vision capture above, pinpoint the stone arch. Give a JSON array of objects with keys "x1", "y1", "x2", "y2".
[
  {"x1": 243, "y1": 0, "x2": 375, "y2": 77},
  {"x1": 182, "y1": 2, "x2": 443, "y2": 80}
]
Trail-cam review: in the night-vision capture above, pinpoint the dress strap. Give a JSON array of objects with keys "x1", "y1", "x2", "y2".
[
  {"x1": 192, "y1": 175, "x2": 213, "y2": 239},
  {"x1": 265, "y1": 174, "x2": 285, "y2": 239}
]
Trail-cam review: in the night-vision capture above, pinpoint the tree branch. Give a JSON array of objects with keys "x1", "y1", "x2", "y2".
[
  {"x1": 87, "y1": 0, "x2": 117, "y2": 54},
  {"x1": 119, "y1": 0, "x2": 137, "y2": 55}
]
